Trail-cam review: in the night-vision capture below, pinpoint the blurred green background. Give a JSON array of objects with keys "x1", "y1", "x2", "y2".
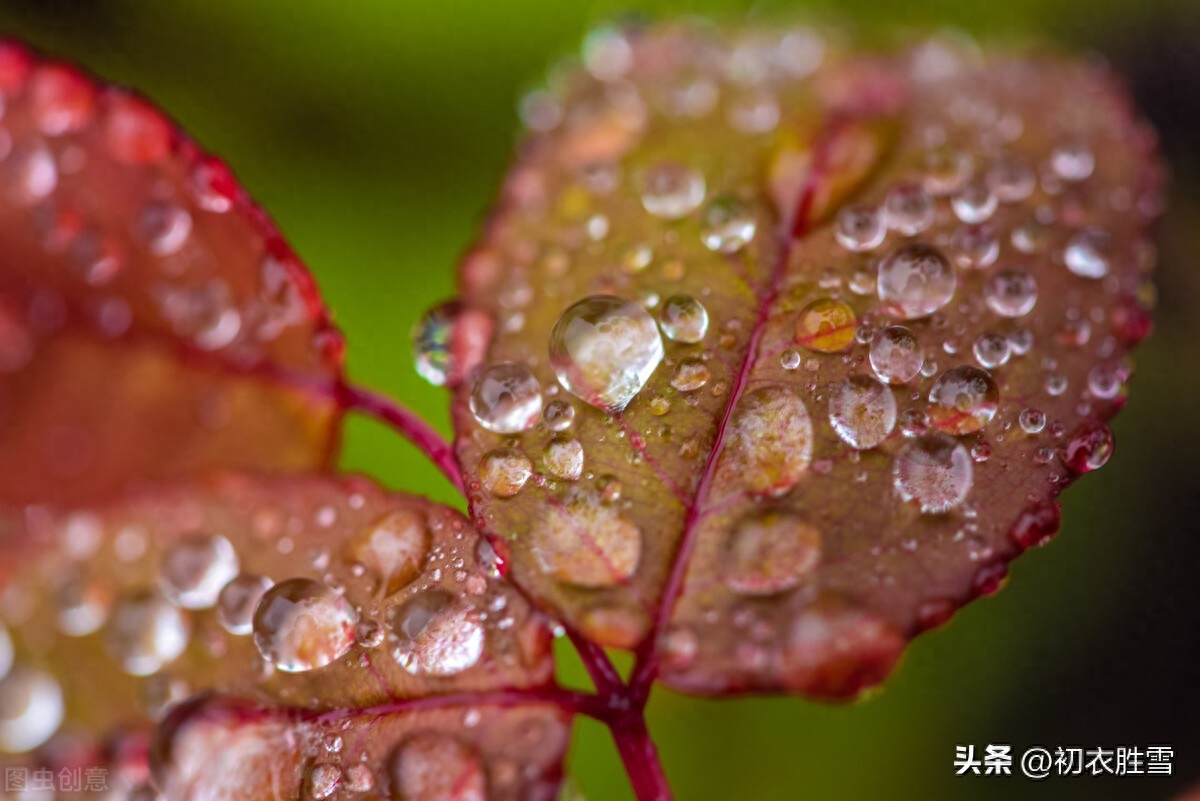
[{"x1": 2, "y1": 1, "x2": 1198, "y2": 798}]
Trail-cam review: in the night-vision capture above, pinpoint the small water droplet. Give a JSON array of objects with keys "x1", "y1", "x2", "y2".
[
  {"x1": 344, "y1": 509, "x2": 430, "y2": 596},
  {"x1": 795, "y1": 298, "x2": 857, "y2": 353},
  {"x1": 640, "y1": 162, "x2": 705, "y2": 219},
  {"x1": 928, "y1": 365, "x2": 999, "y2": 435},
  {"x1": 658, "y1": 295, "x2": 709, "y2": 343},
  {"x1": 1019, "y1": 407, "x2": 1046, "y2": 434},
  {"x1": 412, "y1": 301, "x2": 490, "y2": 387},
  {"x1": 951, "y1": 181, "x2": 997, "y2": 224},
  {"x1": 950, "y1": 224, "x2": 998, "y2": 269},
  {"x1": 987, "y1": 157, "x2": 1035, "y2": 202},
  {"x1": 159, "y1": 533, "x2": 240, "y2": 610},
  {"x1": 550, "y1": 295, "x2": 663, "y2": 413},
  {"x1": 392, "y1": 591, "x2": 484, "y2": 676},
  {"x1": 878, "y1": 243, "x2": 956, "y2": 319},
  {"x1": 923, "y1": 147, "x2": 973, "y2": 196},
  {"x1": 984, "y1": 270, "x2": 1038, "y2": 318},
  {"x1": 544, "y1": 437, "x2": 584, "y2": 481},
  {"x1": 869, "y1": 325, "x2": 924, "y2": 385},
  {"x1": 389, "y1": 733, "x2": 486, "y2": 801},
  {"x1": 54, "y1": 573, "x2": 112, "y2": 637},
  {"x1": 469, "y1": 363, "x2": 543, "y2": 433},
  {"x1": 542, "y1": 399, "x2": 576, "y2": 431},
  {"x1": 893, "y1": 433, "x2": 973, "y2": 513},
  {"x1": 0, "y1": 667, "x2": 63, "y2": 753},
  {"x1": 828, "y1": 375, "x2": 897, "y2": 449},
  {"x1": 1062, "y1": 421, "x2": 1114, "y2": 473},
  {"x1": 106, "y1": 590, "x2": 190, "y2": 676},
  {"x1": 252, "y1": 578, "x2": 358, "y2": 673},
  {"x1": 216, "y1": 574, "x2": 272, "y2": 636},
  {"x1": 533, "y1": 496, "x2": 641, "y2": 587},
  {"x1": 137, "y1": 201, "x2": 192, "y2": 257},
  {"x1": 972, "y1": 332, "x2": 1011, "y2": 369},
  {"x1": 884, "y1": 183, "x2": 934, "y2": 235},
  {"x1": 479, "y1": 448, "x2": 533, "y2": 498},
  {"x1": 780, "y1": 349, "x2": 802, "y2": 370},
  {"x1": 1064, "y1": 228, "x2": 1110, "y2": 279},
  {"x1": 701, "y1": 196, "x2": 756, "y2": 253},
  {"x1": 834, "y1": 204, "x2": 886, "y2": 252},
  {"x1": 1050, "y1": 142, "x2": 1094, "y2": 182},
  {"x1": 306, "y1": 764, "x2": 341, "y2": 801},
  {"x1": 670, "y1": 358, "x2": 710, "y2": 392}
]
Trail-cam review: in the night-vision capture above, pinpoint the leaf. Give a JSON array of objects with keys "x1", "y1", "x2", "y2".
[
  {"x1": 0, "y1": 473, "x2": 568, "y2": 798},
  {"x1": 0, "y1": 40, "x2": 344, "y2": 507},
  {"x1": 448, "y1": 23, "x2": 1165, "y2": 697}
]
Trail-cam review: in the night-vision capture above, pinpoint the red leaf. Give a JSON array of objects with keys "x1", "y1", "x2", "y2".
[
  {"x1": 447, "y1": 23, "x2": 1165, "y2": 698},
  {"x1": 0, "y1": 474, "x2": 566, "y2": 795},
  {"x1": 0, "y1": 41, "x2": 344, "y2": 507}
]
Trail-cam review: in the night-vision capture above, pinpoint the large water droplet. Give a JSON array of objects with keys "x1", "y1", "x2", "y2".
[
  {"x1": 701, "y1": 196, "x2": 756, "y2": 253},
  {"x1": 344, "y1": 509, "x2": 431, "y2": 596},
  {"x1": 549, "y1": 295, "x2": 663, "y2": 412},
  {"x1": 726, "y1": 387, "x2": 813, "y2": 497},
  {"x1": 159, "y1": 533, "x2": 240, "y2": 610},
  {"x1": 828, "y1": 375, "x2": 897, "y2": 449},
  {"x1": 389, "y1": 733, "x2": 486, "y2": 801},
  {"x1": 928, "y1": 365, "x2": 999, "y2": 435},
  {"x1": 216, "y1": 574, "x2": 272, "y2": 636},
  {"x1": 893, "y1": 433, "x2": 973, "y2": 513},
  {"x1": 724, "y1": 513, "x2": 821, "y2": 595},
  {"x1": 532, "y1": 496, "x2": 641, "y2": 587},
  {"x1": 469, "y1": 363, "x2": 543, "y2": 433},
  {"x1": 479, "y1": 448, "x2": 533, "y2": 498},
  {"x1": 640, "y1": 162, "x2": 705, "y2": 219},
  {"x1": 878, "y1": 243, "x2": 956, "y2": 319},
  {"x1": 658, "y1": 295, "x2": 709, "y2": 343},
  {"x1": 252, "y1": 578, "x2": 358, "y2": 673},
  {"x1": 985, "y1": 270, "x2": 1038, "y2": 317},
  {"x1": 869, "y1": 325, "x2": 924, "y2": 385},
  {"x1": 0, "y1": 667, "x2": 63, "y2": 753},
  {"x1": 106, "y1": 590, "x2": 190, "y2": 676},
  {"x1": 392, "y1": 591, "x2": 484, "y2": 677},
  {"x1": 795, "y1": 298, "x2": 856, "y2": 353}
]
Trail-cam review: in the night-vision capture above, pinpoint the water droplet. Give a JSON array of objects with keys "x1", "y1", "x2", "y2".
[
  {"x1": 928, "y1": 366, "x2": 999, "y2": 435},
  {"x1": 533, "y1": 496, "x2": 641, "y2": 587},
  {"x1": 30, "y1": 65, "x2": 96, "y2": 136},
  {"x1": 878, "y1": 243, "x2": 956, "y2": 319},
  {"x1": 389, "y1": 733, "x2": 486, "y2": 801},
  {"x1": 479, "y1": 448, "x2": 533, "y2": 498},
  {"x1": 640, "y1": 162, "x2": 705, "y2": 219},
  {"x1": 215, "y1": 574, "x2": 272, "y2": 636},
  {"x1": 1019, "y1": 407, "x2": 1046, "y2": 434},
  {"x1": 544, "y1": 437, "x2": 584, "y2": 481},
  {"x1": 725, "y1": 387, "x2": 813, "y2": 497},
  {"x1": 884, "y1": 183, "x2": 934, "y2": 235},
  {"x1": 0, "y1": 667, "x2": 63, "y2": 753},
  {"x1": 780, "y1": 349, "x2": 802, "y2": 370},
  {"x1": 649, "y1": 396, "x2": 671, "y2": 415},
  {"x1": 828, "y1": 375, "x2": 897, "y2": 449},
  {"x1": 795, "y1": 298, "x2": 856, "y2": 353},
  {"x1": 950, "y1": 224, "x2": 998, "y2": 269},
  {"x1": 701, "y1": 196, "x2": 756, "y2": 253},
  {"x1": 893, "y1": 433, "x2": 973, "y2": 513},
  {"x1": 3, "y1": 140, "x2": 57, "y2": 205},
  {"x1": 393, "y1": 591, "x2": 484, "y2": 676},
  {"x1": 0, "y1": 625, "x2": 10, "y2": 682},
  {"x1": 252, "y1": 578, "x2": 358, "y2": 673},
  {"x1": 658, "y1": 295, "x2": 709, "y2": 343},
  {"x1": 106, "y1": 590, "x2": 190, "y2": 676},
  {"x1": 972, "y1": 332, "x2": 1011, "y2": 369},
  {"x1": 1087, "y1": 364, "x2": 1123, "y2": 399},
  {"x1": 344, "y1": 509, "x2": 430, "y2": 596},
  {"x1": 724, "y1": 513, "x2": 821, "y2": 595},
  {"x1": 469, "y1": 363, "x2": 543, "y2": 433},
  {"x1": 549, "y1": 295, "x2": 663, "y2": 413},
  {"x1": 834, "y1": 204, "x2": 886, "y2": 252},
  {"x1": 582, "y1": 25, "x2": 632, "y2": 81},
  {"x1": 987, "y1": 158, "x2": 1035, "y2": 202},
  {"x1": 869, "y1": 325, "x2": 924, "y2": 385},
  {"x1": 1064, "y1": 228, "x2": 1110, "y2": 279},
  {"x1": 412, "y1": 301, "x2": 490, "y2": 387},
  {"x1": 670, "y1": 358, "x2": 710, "y2": 392},
  {"x1": 54, "y1": 574, "x2": 112, "y2": 636},
  {"x1": 159, "y1": 533, "x2": 239, "y2": 610},
  {"x1": 1062, "y1": 421, "x2": 1113, "y2": 473},
  {"x1": 951, "y1": 181, "x2": 997, "y2": 224},
  {"x1": 985, "y1": 270, "x2": 1038, "y2": 318},
  {"x1": 1050, "y1": 142, "x2": 1094, "y2": 182},
  {"x1": 137, "y1": 201, "x2": 192, "y2": 257},
  {"x1": 923, "y1": 148, "x2": 972, "y2": 196},
  {"x1": 305, "y1": 764, "x2": 341, "y2": 801},
  {"x1": 542, "y1": 399, "x2": 576, "y2": 431}
]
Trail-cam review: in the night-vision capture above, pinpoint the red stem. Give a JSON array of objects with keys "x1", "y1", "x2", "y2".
[{"x1": 612, "y1": 712, "x2": 674, "y2": 801}]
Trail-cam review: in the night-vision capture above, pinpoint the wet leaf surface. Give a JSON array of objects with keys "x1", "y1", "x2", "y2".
[
  {"x1": 0, "y1": 473, "x2": 565, "y2": 794},
  {"x1": 0, "y1": 41, "x2": 344, "y2": 507},
  {"x1": 449, "y1": 22, "x2": 1165, "y2": 698}
]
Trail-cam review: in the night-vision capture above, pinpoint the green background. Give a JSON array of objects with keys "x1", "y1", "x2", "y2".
[{"x1": 2, "y1": 1, "x2": 1198, "y2": 798}]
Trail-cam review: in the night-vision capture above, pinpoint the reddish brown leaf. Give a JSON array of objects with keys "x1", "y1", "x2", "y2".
[
  {"x1": 448, "y1": 23, "x2": 1165, "y2": 698},
  {"x1": 0, "y1": 41, "x2": 344, "y2": 506},
  {"x1": 0, "y1": 473, "x2": 563, "y2": 792}
]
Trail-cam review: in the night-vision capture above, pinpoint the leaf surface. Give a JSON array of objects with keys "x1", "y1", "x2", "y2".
[
  {"x1": 449, "y1": 23, "x2": 1164, "y2": 697},
  {"x1": 0, "y1": 41, "x2": 344, "y2": 507}
]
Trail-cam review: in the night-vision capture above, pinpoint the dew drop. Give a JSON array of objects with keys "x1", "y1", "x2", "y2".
[
  {"x1": 640, "y1": 162, "x2": 705, "y2": 219},
  {"x1": 252, "y1": 578, "x2": 358, "y2": 673},
  {"x1": 658, "y1": 294, "x2": 709, "y2": 343},
  {"x1": 1064, "y1": 228, "x2": 1110, "y2": 279},
  {"x1": 542, "y1": 399, "x2": 576, "y2": 431},
  {"x1": 923, "y1": 147, "x2": 972, "y2": 196},
  {"x1": 54, "y1": 574, "x2": 112, "y2": 636},
  {"x1": 159, "y1": 533, "x2": 239, "y2": 610},
  {"x1": 828, "y1": 375, "x2": 897, "y2": 449},
  {"x1": 479, "y1": 448, "x2": 533, "y2": 498},
  {"x1": 795, "y1": 298, "x2": 856, "y2": 353},
  {"x1": 1051, "y1": 142, "x2": 1095, "y2": 182},
  {"x1": 928, "y1": 366, "x2": 999, "y2": 435},
  {"x1": 724, "y1": 513, "x2": 821, "y2": 595},
  {"x1": 670, "y1": 358, "x2": 710, "y2": 392},
  {"x1": 984, "y1": 270, "x2": 1038, "y2": 318},
  {"x1": 1019, "y1": 407, "x2": 1046, "y2": 434},
  {"x1": 951, "y1": 181, "x2": 997, "y2": 224},
  {"x1": 305, "y1": 764, "x2": 341, "y2": 801},
  {"x1": 725, "y1": 387, "x2": 813, "y2": 497},
  {"x1": 834, "y1": 204, "x2": 886, "y2": 252},
  {"x1": 532, "y1": 496, "x2": 641, "y2": 587},
  {"x1": 950, "y1": 224, "x2": 998, "y2": 269},
  {"x1": 987, "y1": 157, "x2": 1035, "y2": 202},
  {"x1": 869, "y1": 325, "x2": 924, "y2": 385},
  {"x1": 3, "y1": 140, "x2": 57, "y2": 206},
  {"x1": 878, "y1": 243, "x2": 956, "y2": 319},
  {"x1": 137, "y1": 201, "x2": 192, "y2": 257},
  {"x1": 469, "y1": 363, "x2": 543, "y2": 433},
  {"x1": 972, "y1": 332, "x2": 1011, "y2": 369},
  {"x1": 106, "y1": 590, "x2": 190, "y2": 676},
  {"x1": 412, "y1": 301, "x2": 490, "y2": 387},
  {"x1": 0, "y1": 624, "x2": 10, "y2": 681},
  {"x1": 389, "y1": 733, "x2": 486, "y2": 801},
  {"x1": 893, "y1": 433, "x2": 973, "y2": 513},
  {"x1": 393, "y1": 591, "x2": 484, "y2": 676},
  {"x1": 549, "y1": 295, "x2": 663, "y2": 413},
  {"x1": 780, "y1": 349, "x2": 802, "y2": 370},
  {"x1": 0, "y1": 667, "x2": 63, "y2": 753},
  {"x1": 701, "y1": 196, "x2": 756, "y2": 253},
  {"x1": 884, "y1": 183, "x2": 934, "y2": 235},
  {"x1": 344, "y1": 509, "x2": 431, "y2": 596},
  {"x1": 1087, "y1": 363, "x2": 1123, "y2": 400},
  {"x1": 544, "y1": 437, "x2": 584, "y2": 481},
  {"x1": 1062, "y1": 421, "x2": 1114, "y2": 473},
  {"x1": 216, "y1": 574, "x2": 272, "y2": 636}
]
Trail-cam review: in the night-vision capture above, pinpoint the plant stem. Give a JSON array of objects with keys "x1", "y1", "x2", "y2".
[
  {"x1": 612, "y1": 712, "x2": 674, "y2": 801},
  {"x1": 336, "y1": 382, "x2": 465, "y2": 493}
]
